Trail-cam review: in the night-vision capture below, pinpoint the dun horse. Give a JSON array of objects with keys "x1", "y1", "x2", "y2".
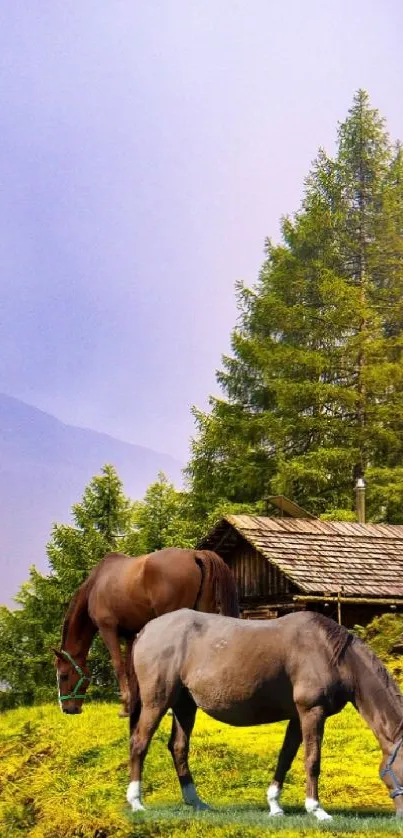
[
  {"x1": 127, "y1": 609, "x2": 403, "y2": 820},
  {"x1": 53, "y1": 549, "x2": 239, "y2": 715}
]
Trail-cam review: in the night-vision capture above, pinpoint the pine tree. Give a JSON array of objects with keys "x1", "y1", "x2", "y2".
[
  {"x1": 187, "y1": 92, "x2": 403, "y2": 521},
  {"x1": 0, "y1": 465, "x2": 135, "y2": 707},
  {"x1": 48, "y1": 463, "x2": 133, "y2": 592},
  {"x1": 126, "y1": 472, "x2": 196, "y2": 554}
]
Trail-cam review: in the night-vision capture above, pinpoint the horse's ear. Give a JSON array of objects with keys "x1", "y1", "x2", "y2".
[{"x1": 51, "y1": 647, "x2": 65, "y2": 660}]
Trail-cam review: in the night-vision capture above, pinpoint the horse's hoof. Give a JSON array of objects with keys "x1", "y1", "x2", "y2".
[
  {"x1": 130, "y1": 801, "x2": 145, "y2": 813},
  {"x1": 269, "y1": 810, "x2": 284, "y2": 817},
  {"x1": 311, "y1": 809, "x2": 333, "y2": 821}
]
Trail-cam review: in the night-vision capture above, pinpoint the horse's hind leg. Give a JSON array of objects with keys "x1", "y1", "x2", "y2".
[
  {"x1": 169, "y1": 690, "x2": 209, "y2": 810},
  {"x1": 267, "y1": 716, "x2": 302, "y2": 816},
  {"x1": 297, "y1": 704, "x2": 332, "y2": 821},
  {"x1": 120, "y1": 635, "x2": 135, "y2": 718},
  {"x1": 127, "y1": 704, "x2": 166, "y2": 812}
]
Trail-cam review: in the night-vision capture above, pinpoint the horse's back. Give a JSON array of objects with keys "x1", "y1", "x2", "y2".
[
  {"x1": 142, "y1": 548, "x2": 202, "y2": 601},
  {"x1": 86, "y1": 549, "x2": 203, "y2": 632},
  {"x1": 133, "y1": 608, "x2": 343, "y2": 653}
]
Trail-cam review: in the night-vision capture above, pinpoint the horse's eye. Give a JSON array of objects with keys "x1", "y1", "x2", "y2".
[{"x1": 60, "y1": 674, "x2": 68, "y2": 682}]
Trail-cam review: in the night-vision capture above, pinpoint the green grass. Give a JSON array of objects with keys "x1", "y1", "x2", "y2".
[{"x1": 0, "y1": 701, "x2": 402, "y2": 837}]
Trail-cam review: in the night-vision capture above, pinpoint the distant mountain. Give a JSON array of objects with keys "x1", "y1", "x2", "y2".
[{"x1": 0, "y1": 394, "x2": 183, "y2": 605}]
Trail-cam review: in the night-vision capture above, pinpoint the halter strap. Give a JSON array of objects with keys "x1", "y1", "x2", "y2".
[
  {"x1": 380, "y1": 737, "x2": 403, "y2": 799},
  {"x1": 58, "y1": 649, "x2": 91, "y2": 701}
]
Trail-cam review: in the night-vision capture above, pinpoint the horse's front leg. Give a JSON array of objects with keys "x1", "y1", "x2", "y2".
[
  {"x1": 297, "y1": 704, "x2": 332, "y2": 821},
  {"x1": 127, "y1": 704, "x2": 165, "y2": 812},
  {"x1": 267, "y1": 716, "x2": 302, "y2": 816},
  {"x1": 97, "y1": 624, "x2": 130, "y2": 715}
]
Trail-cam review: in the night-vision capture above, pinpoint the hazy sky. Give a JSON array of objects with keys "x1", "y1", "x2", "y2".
[{"x1": 1, "y1": 1, "x2": 402, "y2": 459}]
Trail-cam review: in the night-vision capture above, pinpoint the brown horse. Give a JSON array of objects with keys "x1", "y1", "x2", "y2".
[
  {"x1": 54, "y1": 549, "x2": 239, "y2": 715},
  {"x1": 127, "y1": 609, "x2": 403, "y2": 820}
]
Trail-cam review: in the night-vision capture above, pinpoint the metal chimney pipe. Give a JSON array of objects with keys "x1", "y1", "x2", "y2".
[{"x1": 355, "y1": 477, "x2": 366, "y2": 524}]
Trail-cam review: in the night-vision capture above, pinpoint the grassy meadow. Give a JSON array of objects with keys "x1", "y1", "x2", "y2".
[{"x1": 1, "y1": 701, "x2": 403, "y2": 838}]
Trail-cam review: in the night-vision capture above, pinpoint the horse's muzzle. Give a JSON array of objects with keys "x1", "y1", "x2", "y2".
[{"x1": 63, "y1": 706, "x2": 82, "y2": 715}]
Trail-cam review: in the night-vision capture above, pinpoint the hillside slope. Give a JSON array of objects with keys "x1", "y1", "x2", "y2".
[
  {"x1": 0, "y1": 702, "x2": 395, "y2": 837},
  {"x1": 0, "y1": 394, "x2": 183, "y2": 604}
]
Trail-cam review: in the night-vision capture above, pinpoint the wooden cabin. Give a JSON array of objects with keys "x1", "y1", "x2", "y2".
[{"x1": 197, "y1": 515, "x2": 403, "y2": 628}]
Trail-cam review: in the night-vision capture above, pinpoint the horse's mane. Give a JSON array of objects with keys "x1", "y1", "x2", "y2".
[
  {"x1": 351, "y1": 632, "x2": 403, "y2": 699},
  {"x1": 311, "y1": 612, "x2": 403, "y2": 734},
  {"x1": 351, "y1": 632, "x2": 403, "y2": 739},
  {"x1": 61, "y1": 579, "x2": 91, "y2": 646},
  {"x1": 310, "y1": 612, "x2": 353, "y2": 665}
]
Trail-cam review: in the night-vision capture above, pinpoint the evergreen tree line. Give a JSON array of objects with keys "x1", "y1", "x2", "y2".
[
  {"x1": 0, "y1": 466, "x2": 243, "y2": 708},
  {"x1": 2, "y1": 90, "x2": 403, "y2": 707}
]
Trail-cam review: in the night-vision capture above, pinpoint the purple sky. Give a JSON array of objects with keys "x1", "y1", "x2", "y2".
[{"x1": 1, "y1": 1, "x2": 402, "y2": 460}]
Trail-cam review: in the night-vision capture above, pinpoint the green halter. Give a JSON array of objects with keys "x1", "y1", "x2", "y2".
[{"x1": 59, "y1": 650, "x2": 91, "y2": 701}]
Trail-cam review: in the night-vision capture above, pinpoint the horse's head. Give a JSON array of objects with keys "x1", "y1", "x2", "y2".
[
  {"x1": 53, "y1": 648, "x2": 91, "y2": 714},
  {"x1": 380, "y1": 738, "x2": 403, "y2": 817}
]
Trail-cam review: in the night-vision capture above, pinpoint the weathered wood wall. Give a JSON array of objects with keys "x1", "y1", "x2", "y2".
[{"x1": 226, "y1": 542, "x2": 295, "y2": 600}]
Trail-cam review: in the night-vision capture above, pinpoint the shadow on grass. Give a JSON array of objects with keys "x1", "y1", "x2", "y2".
[
  {"x1": 69, "y1": 737, "x2": 125, "y2": 769},
  {"x1": 69, "y1": 746, "x2": 103, "y2": 767},
  {"x1": 125, "y1": 802, "x2": 403, "y2": 834}
]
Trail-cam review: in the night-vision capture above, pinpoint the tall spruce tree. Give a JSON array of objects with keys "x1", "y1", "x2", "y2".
[{"x1": 187, "y1": 92, "x2": 403, "y2": 521}]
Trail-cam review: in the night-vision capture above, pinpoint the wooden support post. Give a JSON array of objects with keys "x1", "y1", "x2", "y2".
[{"x1": 337, "y1": 590, "x2": 341, "y2": 625}]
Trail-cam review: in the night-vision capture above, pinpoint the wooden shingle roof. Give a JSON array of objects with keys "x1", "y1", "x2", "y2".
[{"x1": 199, "y1": 515, "x2": 403, "y2": 597}]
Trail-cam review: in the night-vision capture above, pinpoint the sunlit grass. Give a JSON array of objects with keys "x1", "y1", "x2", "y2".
[{"x1": 0, "y1": 701, "x2": 402, "y2": 837}]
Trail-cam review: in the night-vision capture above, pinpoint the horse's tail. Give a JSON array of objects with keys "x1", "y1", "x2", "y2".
[
  {"x1": 195, "y1": 550, "x2": 239, "y2": 617},
  {"x1": 127, "y1": 635, "x2": 142, "y2": 733}
]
